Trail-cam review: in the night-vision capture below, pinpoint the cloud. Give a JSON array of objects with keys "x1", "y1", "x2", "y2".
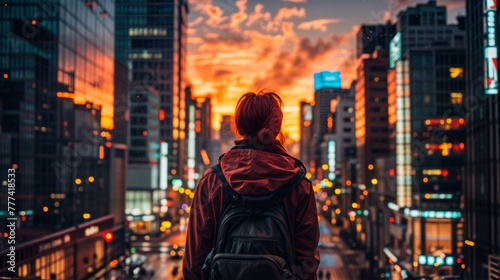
[
  {"x1": 266, "y1": 7, "x2": 306, "y2": 32},
  {"x1": 229, "y1": 0, "x2": 248, "y2": 29},
  {"x1": 282, "y1": 21, "x2": 296, "y2": 39},
  {"x1": 298, "y1": 18, "x2": 342, "y2": 32},
  {"x1": 205, "y1": 4, "x2": 228, "y2": 27},
  {"x1": 282, "y1": 0, "x2": 307, "y2": 2},
  {"x1": 189, "y1": 16, "x2": 204, "y2": 27},
  {"x1": 246, "y1": 3, "x2": 271, "y2": 27},
  {"x1": 253, "y1": 33, "x2": 351, "y2": 89}
]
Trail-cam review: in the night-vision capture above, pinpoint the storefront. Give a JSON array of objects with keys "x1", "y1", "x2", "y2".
[{"x1": 0, "y1": 215, "x2": 119, "y2": 280}]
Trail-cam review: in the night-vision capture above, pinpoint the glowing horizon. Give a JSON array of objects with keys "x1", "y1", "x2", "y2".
[{"x1": 187, "y1": 0, "x2": 465, "y2": 141}]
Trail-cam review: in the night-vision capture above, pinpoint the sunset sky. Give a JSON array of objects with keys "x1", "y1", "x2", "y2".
[{"x1": 186, "y1": 0, "x2": 465, "y2": 141}]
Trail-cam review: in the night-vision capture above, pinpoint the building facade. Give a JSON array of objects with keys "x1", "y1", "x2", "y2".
[
  {"x1": 355, "y1": 48, "x2": 390, "y2": 189},
  {"x1": 384, "y1": 1, "x2": 467, "y2": 278},
  {"x1": 115, "y1": 0, "x2": 189, "y2": 235},
  {"x1": 0, "y1": 1, "x2": 127, "y2": 278},
  {"x1": 356, "y1": 22, "x2": 396, "y2": 58},
  {"x1": 310, "y1": 73, "x2": 349, "y2": 178},
  {"x1": 463, "y1": 0, "x2": 500, "y2": 279}
]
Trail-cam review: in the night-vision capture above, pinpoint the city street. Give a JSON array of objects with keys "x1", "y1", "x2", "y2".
[
  {"x1": 2, "y1": 1, "x2": 497, "y2": 279},
  {"x1": 106, "y1": 217, "x2": 356, "y2": 280}
]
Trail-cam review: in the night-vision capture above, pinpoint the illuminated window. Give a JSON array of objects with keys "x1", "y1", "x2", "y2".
[
  {"x1": 424, "y1": 95, "x2": 431, "y2": 104},
  {"x1": 449, "y1": 67, "x2": 463, "y2": 78},
  {"x1": 450, "y1": 92, "x2": 463, "y2": 104}
]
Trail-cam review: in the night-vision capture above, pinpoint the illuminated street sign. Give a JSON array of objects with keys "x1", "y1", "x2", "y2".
[{"x1": 484, "y1": 0, "x2": 498, "y2": 94}]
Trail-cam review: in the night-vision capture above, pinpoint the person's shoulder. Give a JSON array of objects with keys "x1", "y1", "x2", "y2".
[
  {"x1": 290, "y1": 175, "x2": 313, "y2": 198},
  {"x1": 196, "y1": 166, "x2": 223, "y2": 196}
]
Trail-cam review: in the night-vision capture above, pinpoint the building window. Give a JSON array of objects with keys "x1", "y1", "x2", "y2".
[
  {"x1": 424, "y1": 95, "x2": 431, "y2": 105},
  {"x1": 449, "y1": 67, "x2": 464, "y2": 78},
  {"x1": 450, "y1": 92, "x2": 463, "y2": 105}
]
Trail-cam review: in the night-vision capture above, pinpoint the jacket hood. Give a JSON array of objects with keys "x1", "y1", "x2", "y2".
[{"x1": 219, "y1": 148, "x2": 303, "y2": 196}]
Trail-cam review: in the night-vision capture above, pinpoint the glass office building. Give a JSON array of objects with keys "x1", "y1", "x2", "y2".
[
  {"x1": 116, "y1": 0, "x2": 189, "y2": 177},
  {"x1": 384, "y1": 1, "x2": 467, "y2": 277},
  {"x1": 0, "y1": 0, "x2": 116, "y2": 234},
  {"x1": 464, "y1": 0, "x2": 500, "y2": 279},
  {"x1": 0, "y1": 1, "x2": 126, "y2": 279},
  {"x1": 116, "y1": 0, "x2": 189, "y2": 233}
]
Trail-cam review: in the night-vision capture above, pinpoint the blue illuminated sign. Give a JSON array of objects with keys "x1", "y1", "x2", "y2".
[
  {"x1": 389, "y1": 32, "x2": 402, "y2": 69},
  {"x1": 418, "y1": 255, "x2": 456, "y2": 266},
  {"x1": 314, "y1": 71, "x2": 341, "y2": 90}
]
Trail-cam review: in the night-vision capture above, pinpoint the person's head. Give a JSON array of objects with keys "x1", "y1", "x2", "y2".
[{"x1": 234, "y1": 91, "x2": 284, "y2": 146}]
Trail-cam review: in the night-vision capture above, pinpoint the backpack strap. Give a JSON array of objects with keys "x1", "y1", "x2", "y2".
[{"x1": 211, "y1": 164, "x2": 306, "y2": 211}]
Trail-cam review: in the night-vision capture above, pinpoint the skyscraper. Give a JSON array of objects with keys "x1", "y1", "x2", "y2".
[
  {"x1": 310, "y1": 72, "x2": 349, "y2": 178},
  {"x1": 356, "y1": 22, "x2": 396, "y2": 58},
  {"x1": 463, "y1": 0, "x2": 500, "y2": 279},
  {"x1": 0, "y1": 1, "x2": 127, "y2": 278},
  {"x1": 115, "y1": 0, "x2": 189, "y2": 234},
  {"x1": 384, "y1": 1, "x2": 467, "y2": 277},
  {"x1": 355, "y1": 48, "x2": 390, "y2": 189}
]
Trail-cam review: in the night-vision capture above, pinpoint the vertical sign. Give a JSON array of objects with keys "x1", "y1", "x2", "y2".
[
  {"x1": 160, "y1": 142, "x2": 168, "y2": 190},
  {"x1": 328, "y1": 140, "x2": 336, "y2": 181},
  {"x1": 485, "y1": 0, "x2": 498, "y2": 94},
  {"x1": 389, "y1": 32, "x2": 402, "y2": 69},
  {"x1": 187, "y1": 105, "x2": 196, "y2": 189}
]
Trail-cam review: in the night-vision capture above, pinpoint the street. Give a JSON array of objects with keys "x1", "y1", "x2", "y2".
[{"x1": 107, "y1": 217, "x2": 357, "y2": 280}]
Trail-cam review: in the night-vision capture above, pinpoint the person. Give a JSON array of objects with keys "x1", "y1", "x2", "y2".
[{"x1": 183, "y1": 91, "x2": 320, "y2": 280}]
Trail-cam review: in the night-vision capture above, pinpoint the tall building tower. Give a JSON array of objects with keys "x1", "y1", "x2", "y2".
[
  {"x1": 355, "y1": 48, "x2": 390, "y2": 189},
  {"x1": 300, "y1": 101, "x2": 313, "y2": 171},
  {"x1": 115, "y1": 0, "x2": 189, "y2": 234},
  {"x1": 0, "y1": 1, "x2": 127, "y2": 279},
  {"x1": 464, "y1": 1, "x2": 500, "y2": 279},
  {"x1": 356, "y1": 22, "x2": 397, "y2": 58},
  {"x1": 115, "y1": 0, "x2": 189, "y2": 184},
  {"x1": 310, "y1": 71, "x2": 349, "y2": 178},
  {"x1": 384, "y1": 1, "x2": 467, "y2": 278}
]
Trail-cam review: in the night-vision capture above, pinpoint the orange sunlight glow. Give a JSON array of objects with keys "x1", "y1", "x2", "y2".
[{"x1": 187, "y1": 2, "x2": 359, "y2": 141}]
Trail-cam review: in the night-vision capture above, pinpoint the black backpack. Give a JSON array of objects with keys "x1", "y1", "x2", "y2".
[{"x1": 202, "y1": 163, "x2": 306, "y2": 280}]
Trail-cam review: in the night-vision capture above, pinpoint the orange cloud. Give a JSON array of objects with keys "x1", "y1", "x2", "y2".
[
  {"x1": 298, "y1": 18, "x2": 342, "y2": 32},
  {"x1": 229, "y1": 0, "x2": 248, "y2": 29},
  {"x1": 205, "y1": 4, "x2": 227, "y2": 27},
  {"x1": 190, "y1": 16, "x2": 204, "y2": 26},
  {"x1": 266, "y1": 7, "x2": 306, "y2": 32},
  {"x1": 246, "y1": 3, "x2": 271, "y2": 27},
  {"x1": 187, "y1": 2, "x2": 359, "y2": 140}
]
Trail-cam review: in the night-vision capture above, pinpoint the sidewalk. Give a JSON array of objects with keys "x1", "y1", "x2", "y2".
[{"x1": 325, "y1": 221, "x2": 368, "y2": 280}]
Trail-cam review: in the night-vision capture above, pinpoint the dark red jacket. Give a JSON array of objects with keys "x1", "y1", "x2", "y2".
[{"x1": 183, "y1": 147, "x2": 320, "y2": 280}]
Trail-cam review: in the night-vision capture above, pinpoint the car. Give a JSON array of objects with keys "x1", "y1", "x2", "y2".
[
  {"x1": 169, "y1": 243, "x2": 184, "y2": 259},
  {"x1": 123, "y1": 253, "x2": 149, "y2": 278},
  {"x1": 318, "y1": 241, "x2": 337, "y2": 250}
]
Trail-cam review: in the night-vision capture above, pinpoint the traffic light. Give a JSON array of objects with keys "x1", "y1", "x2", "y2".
[
  {"x1": 102, "y1": 232, "x2": 114, "y2": 243},
  {"x1": 389, "y1": 216, "x2": 395, "y2": 223}
]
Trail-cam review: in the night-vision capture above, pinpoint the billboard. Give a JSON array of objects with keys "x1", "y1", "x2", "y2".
[
  {"x1": 314, "y1": 71, "x2": 341, "y2": 90},
  {"x1": 389, "y1": 32, "x2": 402, "y2": 69},
  {"x1": 484, "y1": 0, "x2": 498, "y2": 95}
]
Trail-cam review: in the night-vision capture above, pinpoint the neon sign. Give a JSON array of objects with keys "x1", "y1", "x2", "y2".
[
  {"x1": 314, "y1": 71, "x2": 341, "y2": 90},
  {"x1": 328, "y1": 140, "x2": 336, "y2": 180},
  {"x1": 484, "y1": 0, "x2": 498, "y2": 94},
  {"x1": 389, "y1": 32, "x2": 402, "y2": 69}
]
